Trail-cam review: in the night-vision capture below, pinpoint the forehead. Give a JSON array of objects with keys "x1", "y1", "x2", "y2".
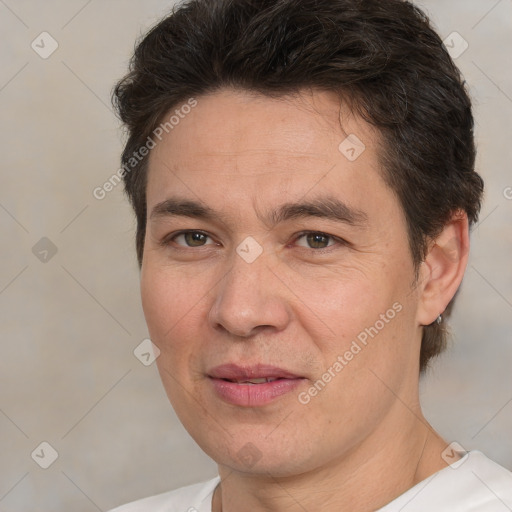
[
  {"x1": 151, "y1": 88, "x2": 373, "y2": 162},
  {"x1": 145, "y1": 88, "x2": 395, "y2": 224}
]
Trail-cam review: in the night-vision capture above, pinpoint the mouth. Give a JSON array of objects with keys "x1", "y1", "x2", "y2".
[
  {"x1": 221, "y1": 377, "x2": 282, "y2": 385},
  {"x1": 207, "y1": 364, "x2": 306, "y2": 406}
]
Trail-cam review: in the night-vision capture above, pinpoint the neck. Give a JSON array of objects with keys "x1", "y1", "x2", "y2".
[{"x1": 212, "y1": 409, "x2": 450, "y2": 512}]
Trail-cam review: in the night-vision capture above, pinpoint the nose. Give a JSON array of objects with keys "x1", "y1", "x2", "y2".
[{"x1": 208, "y1": 255, "x2": 291, "y2": 338}]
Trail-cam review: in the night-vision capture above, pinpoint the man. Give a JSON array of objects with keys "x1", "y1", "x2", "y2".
[{"x1": 109, "y1": 0, "x2": 512, "y2": 510}]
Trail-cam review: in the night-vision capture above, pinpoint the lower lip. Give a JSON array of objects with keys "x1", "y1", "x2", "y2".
[{"x1": 209, "y1": 377, "x2": 304, "y2": 407}]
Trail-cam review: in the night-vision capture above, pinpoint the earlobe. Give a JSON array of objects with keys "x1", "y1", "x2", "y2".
[{"x1": 416, "y1": 211, "x2": 470, "y2": 327}]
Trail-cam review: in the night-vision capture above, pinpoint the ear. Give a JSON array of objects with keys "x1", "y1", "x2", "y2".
[{"x1": 416, "y1": 211, "x2": 470, "y2": 326}]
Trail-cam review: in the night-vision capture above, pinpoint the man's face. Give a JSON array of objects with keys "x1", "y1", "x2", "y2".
[{"x1": 141, "y1": 89, "x2": 423, "y2": 475}]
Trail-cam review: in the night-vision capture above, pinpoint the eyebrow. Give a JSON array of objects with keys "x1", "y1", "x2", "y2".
[{"x1": 150, "y1": 195, "x2": 368, "y2": 228}]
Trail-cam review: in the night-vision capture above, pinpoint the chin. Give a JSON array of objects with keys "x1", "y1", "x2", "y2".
[{"x1": 192, "y1": 428, "x2": 322, "y2": 477}]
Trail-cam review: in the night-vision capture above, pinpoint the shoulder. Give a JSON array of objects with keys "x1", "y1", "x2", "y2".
[
  {"x1": 107, "y1": 476, "x2": 220, "y2": 512},
  {"x1": 379, "y1": 451, "x2": 512, "y2": 511}
]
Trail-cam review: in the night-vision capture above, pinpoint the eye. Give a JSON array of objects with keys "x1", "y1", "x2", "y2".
[
  {"x1": 170, "y1": 231, "x2": 215, "y2": 247},
  {"x1": 295, "y1": 232, "x2": 338, "y2": 250}
]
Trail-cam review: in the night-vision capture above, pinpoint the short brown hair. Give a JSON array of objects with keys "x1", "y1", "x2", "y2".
[{"x1": 113, "y1": 0, "x2": 484, "y2": 371}]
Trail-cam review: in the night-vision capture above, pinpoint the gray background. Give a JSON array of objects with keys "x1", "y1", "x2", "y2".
[{"x1": 0, "y1": 0, "x2": 511, "y2": 510}]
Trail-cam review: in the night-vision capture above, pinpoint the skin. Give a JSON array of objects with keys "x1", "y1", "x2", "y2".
[{"x1": 141, "y1": 89, "x2": 469, "y2": 511}]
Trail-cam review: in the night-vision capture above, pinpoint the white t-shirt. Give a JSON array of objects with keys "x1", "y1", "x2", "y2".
[{"x1": 108, "y1": 451, "x2": 512, "y2": 511}]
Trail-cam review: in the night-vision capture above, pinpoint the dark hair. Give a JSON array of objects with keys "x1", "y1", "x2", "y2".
[{"x1": 113, "y1": 0, "x2": 484, "y2": 372}]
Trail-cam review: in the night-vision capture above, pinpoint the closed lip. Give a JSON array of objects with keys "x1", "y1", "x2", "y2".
[{"x1": 208, "y1": 363, "x2": 304, "y2": 382}]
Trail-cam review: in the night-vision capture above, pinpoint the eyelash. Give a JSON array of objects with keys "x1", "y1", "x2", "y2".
[{"x1": 163, "y1": 230, "x2": 347, "y2": 253}]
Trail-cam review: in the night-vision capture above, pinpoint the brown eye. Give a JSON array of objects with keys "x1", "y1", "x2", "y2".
[
  {"x1": 308, "y1": 233, "x2": 330, "y2": 249},
  {"x1": 172, "y1": 231, "x2": 212, "y2": 247},
  {"x1": 296, "y1": 232, "x2": 334, "y2": 249},
  {"x1": 185, "y1": 232, "x2": 207, "y2": 246}
]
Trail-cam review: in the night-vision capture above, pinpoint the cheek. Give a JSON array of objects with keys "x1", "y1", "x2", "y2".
[
  {"x1": 279, "y1": 261, "x2": 395, "y2": 340},
  {"x1": 285, "y1": 262, "x2": 414, "y2": 385},
  {"x1": 141, "y1": 266, "x2": 208, "y2": 409},
  {"x1": 140, "y1": 264, "x2": 205, "y2": 349}
]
